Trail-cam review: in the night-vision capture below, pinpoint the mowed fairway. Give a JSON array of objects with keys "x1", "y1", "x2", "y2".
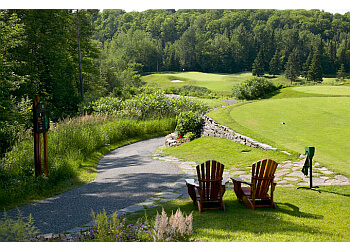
[
  {"x1": 142, "y1": 71, "x2": 253, "y2": 96},
  {"x1": 227, "y1": 96, "x2": 350, "y2": 176},
  {"x1": 292, "y1": 86, "x2": 350, "y2": 96}
]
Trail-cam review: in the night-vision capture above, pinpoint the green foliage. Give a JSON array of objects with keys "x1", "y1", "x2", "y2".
[
  {"x1": 337, "y1": 63, "x2": 347, "y2": 79},
  {"x1": 32, "y1": 207, "x2": 193, "y2": 242},
  {"x1": 81, "y1": 209, "x2": 152, "y2": 242},
  {"x1": 0, "y1": 209, "x2": 39, "y2": 241},
  {"x1": 307, "y1": 49, "x2": 323, "y2": 82},
  {"x1": 302, "y1": 53, "x2": 313, "y2": 80},
  {"x1": 164, "y1": 85, "x2": 215, "y2": 98},
  {"x1": 252, "y1": 50, "x2": 265, "y2": 77},
  {"x1": 0, "y1": 115, "x2": 176, "y2": 209},
  {"x1": 94, "y1": 9, "x2": 350, "y2": 76},
  {"x1": 0, "y1": 96, "x2": 32, "y2": 155},
  {"x1": 86, "y1": 96, "x2": 123, "y2": 115},
  {"x1": 269, "y1": 50, "x2": 281, "y2": 76},
  {"x1": 86, "y1": 91, "x2": 208, "y2": 120},
  {"x1": 184, "y1": 132, "x2": 196, "y2": 141},
  {"x1": 232, "y1": 77, "x2": 277, "y2": 100},
  {"x1": 175, "y1": 111, "x2": 203, "y2": 137},
  {"x1": 0, "y1": 9, "x2": 101, "y2": 154},
  {"x1": 284, "y1": 49, "x2": 300, "y2": 84},
  {"x1": 0, "y1": 121, "x2": 25, "y2": 157},
  {"x1": 86, "y1": 207, "x2": 193, "y2": 242}
]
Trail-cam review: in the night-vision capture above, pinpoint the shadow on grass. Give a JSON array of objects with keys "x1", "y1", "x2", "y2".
[
  {"x1": 318, "y1": 188, "x2": 350, "y2": 198},
  {"x1": 276, "y1": 202, "x2": 323, "y2": 219},
  {"x1": 262, "y1": 89, "x2": 281, "y2": 99},
  {"x1": 143, "y1": 192, "x2": 326, "y2": 241}
]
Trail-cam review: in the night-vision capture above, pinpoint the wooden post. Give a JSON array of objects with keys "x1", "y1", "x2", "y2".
[
  {"x1": 43, "y1": 131, "x2": 48, "y2": 177},
  {"x1": 33, "y1": 95, "x2": 42, "y2": 177}
]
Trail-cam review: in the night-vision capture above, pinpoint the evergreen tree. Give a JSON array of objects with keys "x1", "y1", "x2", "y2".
[
  {"x1": 252, "y1": 50, "x2": 264, "y2": 76},
  {"x1": 302, "y1": 53, "x2": 312, "y2": 80},
  {"x1": 327, "y1": 41, "x2": 337, "y2": 74},
  {"x1": 337, "y1": 37, "x2": 350, "y2": 73},
  {"x1": 337, "y1": 63, "x2": 347, "y2": 79},
  {"x1": 307, "y1": 49, "x2": 323, "y2": 82},
  {"x1": 284, "y1": 49, "x2": 300, "y2": 84},
  {"x1": 269, "y1": 50, "x2": 281, "y2": 77}
]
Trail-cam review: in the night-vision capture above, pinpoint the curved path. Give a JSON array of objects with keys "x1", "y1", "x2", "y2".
[{"x1": 2, "y1": 137, "x2": 182, "y2": 235}]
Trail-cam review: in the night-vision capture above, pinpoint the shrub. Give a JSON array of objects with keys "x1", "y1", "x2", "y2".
[
  {"x1": 232, "y1": 77, "x2": 277, "y2": 100},
  {"x1": 76, "y1": 209, "x2": 152, "y2": 242},
  {"x1": 86, "y1": 91, "x2": 208, "y2": 120},
  {"x1": 184, "y1": 132, "x2": 196, "y2": 141},
  {"x1": 87, "y1": 97, "x2": 123, "y2": 115},
  {"x1": 30, "y1": 207, "x2": 193, "y2": 242},
  {"x1": 0, "y1": 209, "x2": 39, "y2": 241},
  {"x1": 175, "y1": 111, "x2": 203, "y2": 137},
  {"x1": 152, "y1": 208, "x2": 193, "y2": 242}
]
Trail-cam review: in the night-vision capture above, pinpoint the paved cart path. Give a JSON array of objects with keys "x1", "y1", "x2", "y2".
[{"x1": 1, "y1": 137, "x2": 182, "y2": 235}]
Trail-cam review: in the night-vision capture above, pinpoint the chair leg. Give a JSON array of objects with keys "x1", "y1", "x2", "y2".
[
  {"x1": 197, "y1": 200, "x2": 202, "y2": 213},
  {"x1": 221, "y1": 199, "x2": 225, "y2": 211},
  {"x1": 272, "y1": 202, "x2": 277, "y2": 209},
  {"x1": 242, "y1": 196, "x2": 255, "y2": 210},
  {"x1": 186, "y1": 183, "x2": 196, "y2": 204},
  {"x1": 233, "y1": 181, "x2": 242, "y2": 200}
]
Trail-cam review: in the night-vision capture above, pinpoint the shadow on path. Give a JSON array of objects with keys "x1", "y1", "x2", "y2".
[{"x1": 1, "y1": 137, "x2": 181, "y2": 234}]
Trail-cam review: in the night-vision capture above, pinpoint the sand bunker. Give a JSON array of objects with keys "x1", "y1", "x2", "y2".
[{"x1": 170, "y1": 80, "x2": 184, "y2": 82}]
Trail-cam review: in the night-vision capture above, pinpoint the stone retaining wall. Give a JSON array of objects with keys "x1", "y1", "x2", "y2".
[{"x1": 201, "y1": 114, "x2": 277, "y2": 151}]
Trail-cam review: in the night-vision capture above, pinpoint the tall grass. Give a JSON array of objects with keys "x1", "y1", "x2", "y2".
[
  {"x1": 86, "y1": 91, "x2": 208, "y2": 118},
  {"x1": 1, "y1": 90, "x2": 207, "y2": 209},
  {"x1": 0, "y1": 115, "x2": 176, "y2": 209}
]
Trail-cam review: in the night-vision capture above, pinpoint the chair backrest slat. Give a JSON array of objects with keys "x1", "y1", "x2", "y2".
[
  {"x1": 206, "y1": 160, "x2": 211, "y2": 196},
  {"x1": 197, "y1": 160, "x2": 224, "y2": 200},
  {"x1": 251, "y1": 159, "x2": 278, "y2": 198}
]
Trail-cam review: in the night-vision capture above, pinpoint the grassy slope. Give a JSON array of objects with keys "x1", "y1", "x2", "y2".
[
  {"x1": 208, "y1": 86, "x2": 350, "y2": 177},
  {"x1": 159, "y1": 136, "x2": 296, "y2": 173}
]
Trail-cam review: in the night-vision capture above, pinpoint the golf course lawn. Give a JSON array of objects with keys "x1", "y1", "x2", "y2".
[
  {"x1": 143, "y1": 71, "x2": 350, "y2": 177},
  {"x1": 142, "y1": 71, "x2": 253, "y2": 96},
  {"x1": 292, "y1": 86, "x2": 350, "y2": 96},
  {"x1": 211, "y1": 95, "x2": 350, "y2": 177}
]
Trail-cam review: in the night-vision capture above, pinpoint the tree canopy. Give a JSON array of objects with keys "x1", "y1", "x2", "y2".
[{"x1": 93, "y1": 9, "x2": 350, "y2": 76}]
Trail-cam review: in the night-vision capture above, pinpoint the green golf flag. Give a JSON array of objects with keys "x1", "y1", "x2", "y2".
[{"x1": 302, "y1": 156, "x2": 310, "y2": 176}]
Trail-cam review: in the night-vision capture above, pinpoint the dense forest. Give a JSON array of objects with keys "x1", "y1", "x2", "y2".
[
  {"x1": 1, "y1": 9, "x2": 350, "y2": 155},
  {"x1": 93, "y1": 9, "x2": 350, "y2": 74}
]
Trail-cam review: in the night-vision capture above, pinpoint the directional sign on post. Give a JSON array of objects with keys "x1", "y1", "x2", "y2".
[{"x1": 34, "y1": 101, "x2": 50, "y2": 134}]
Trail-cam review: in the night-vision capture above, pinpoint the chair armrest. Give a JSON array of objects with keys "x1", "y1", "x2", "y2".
[
  {"x1": 185, "y1": 179, "x2": 199, "y2": 187},
  {"x1": 231, "y1": 177, "x2": 251, "y2": 186},
  {"x1": 222, "y1": 178, "x2": 230, "y2": 185}
]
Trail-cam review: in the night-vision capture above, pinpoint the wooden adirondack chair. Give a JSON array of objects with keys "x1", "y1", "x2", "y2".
[
  {"x1": 185, "y1": 160, "x2": 226, "y2": 213},
  {"x1": 231, "y1": 159, "x2": 278, "y2": 210}
]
